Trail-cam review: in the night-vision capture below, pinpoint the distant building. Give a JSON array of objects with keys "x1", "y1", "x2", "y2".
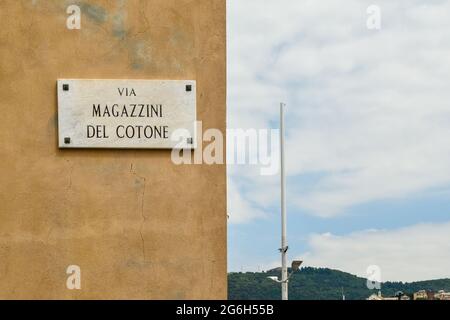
[
  {"x1": 412, "y1": 290, "x2": 437, "y2": 300},
  {"x1": 369, "y1": 289, "x2": 450, "y2": 301},
  {"x1": 383, "y1": 297, "x2": 401, "y2": 301},
  {"x1": 367, "y1": 291, "x2": 383, "y2": 300},
  {"x1": 413, "y1": 290, "x2": 430, "y2": 300},
  {"x1": 434, "y1": 290, "x2": 450, "y2": 300},
  {"x1": 367, "y1": 291, "x2": 409, "y2": 300}
]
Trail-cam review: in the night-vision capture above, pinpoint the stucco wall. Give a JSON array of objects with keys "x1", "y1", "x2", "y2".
[{"x1": 0, "y1": 0, "x2": 226, "y2": 299}]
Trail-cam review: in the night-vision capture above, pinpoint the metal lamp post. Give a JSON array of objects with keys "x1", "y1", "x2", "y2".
[
  {"x1": 267, "y1": 103, "x2": 302, "y2": 300},
  {"x1": 280, "y1": 102, "x2": 288, "y2": 300}
]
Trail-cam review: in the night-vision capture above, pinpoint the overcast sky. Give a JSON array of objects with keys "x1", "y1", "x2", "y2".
[{"x1": 227, "y1": 0, "x2": 450, "y2": 282}]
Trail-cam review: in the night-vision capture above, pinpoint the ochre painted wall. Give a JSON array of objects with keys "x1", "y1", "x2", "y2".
[{"x1": 0, "y1": 0, "x2": 226, "y2": 299}]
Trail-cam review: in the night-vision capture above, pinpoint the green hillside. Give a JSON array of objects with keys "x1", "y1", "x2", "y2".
[{"x1": 228, "y1": 267, "x2": 450, "y2": 300}]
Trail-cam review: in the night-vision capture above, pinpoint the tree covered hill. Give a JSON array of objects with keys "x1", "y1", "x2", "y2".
[{"x1": 228, "y1": 267, "x2": 450, "y2": 300}]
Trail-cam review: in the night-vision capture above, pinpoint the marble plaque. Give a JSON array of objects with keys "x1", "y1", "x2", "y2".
[{"x1": 57, "y1": 79, "x2": 197, "y2": 149}]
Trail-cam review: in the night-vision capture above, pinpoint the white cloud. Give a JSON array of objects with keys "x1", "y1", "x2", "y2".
[
  {"x1": 301, "y1": 222, "x2": 450, "y2": 282},
  {"x1": 228, "y1": 0, "x2": 450, "y2": 217},
  {"x1": 227, "y1": 177, "x2": 267, "y2": 224}
]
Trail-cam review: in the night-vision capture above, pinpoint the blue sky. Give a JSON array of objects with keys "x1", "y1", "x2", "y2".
[{"x1": 226, "y1": 0, "x2": 450, "y2": 282}]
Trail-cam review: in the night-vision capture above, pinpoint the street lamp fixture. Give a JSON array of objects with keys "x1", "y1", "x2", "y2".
[
  {"x1": 291, "y1": 260, "x2": 303, "y2": 272},
  {"x1": 267, "y1": 260, "x2": 303, "y2": 284},
  {"x1": 267, "y1": 276, "x2": 281, "y2": 283}
]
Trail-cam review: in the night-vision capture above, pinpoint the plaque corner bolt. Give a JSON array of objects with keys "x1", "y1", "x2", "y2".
[
  {"x1": 64, "y1": 137, "x2": 71, "y2": 144},
  {"x1": 63, "y1": 84, "x2": 69, "y2": 91},
  {"x1": 186, "y1": 84, "x2": 192, "y2": 92}
]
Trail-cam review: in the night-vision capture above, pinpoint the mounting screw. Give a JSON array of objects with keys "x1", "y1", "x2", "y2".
[
  {"x1": 64, "y1": 137, "x2": 71, "y2": 144},
  {"x1": 63, "y1": 84, "x2": 69, "y2": 91},
  {"x1": 186, "y1": 84, "x2": 192, "y2": 92},
  {"x1": 187, "y1": 137, "x2": 193, "y2": 145}
]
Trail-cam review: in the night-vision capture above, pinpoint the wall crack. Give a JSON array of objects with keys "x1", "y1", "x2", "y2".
[{"x1": 130, "y1": 163, "x2": 147, "y2": 263}]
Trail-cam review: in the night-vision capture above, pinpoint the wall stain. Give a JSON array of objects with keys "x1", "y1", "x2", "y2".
[
  {"x1": 107, "y1": 3, "x2": 152, "y2": 69},
  {"x1": 79, "y1": 2, "x2": 108, "y2": 24},
  {"x1": 112, "y1": 13, "x2": 127, "y2": 39}
]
